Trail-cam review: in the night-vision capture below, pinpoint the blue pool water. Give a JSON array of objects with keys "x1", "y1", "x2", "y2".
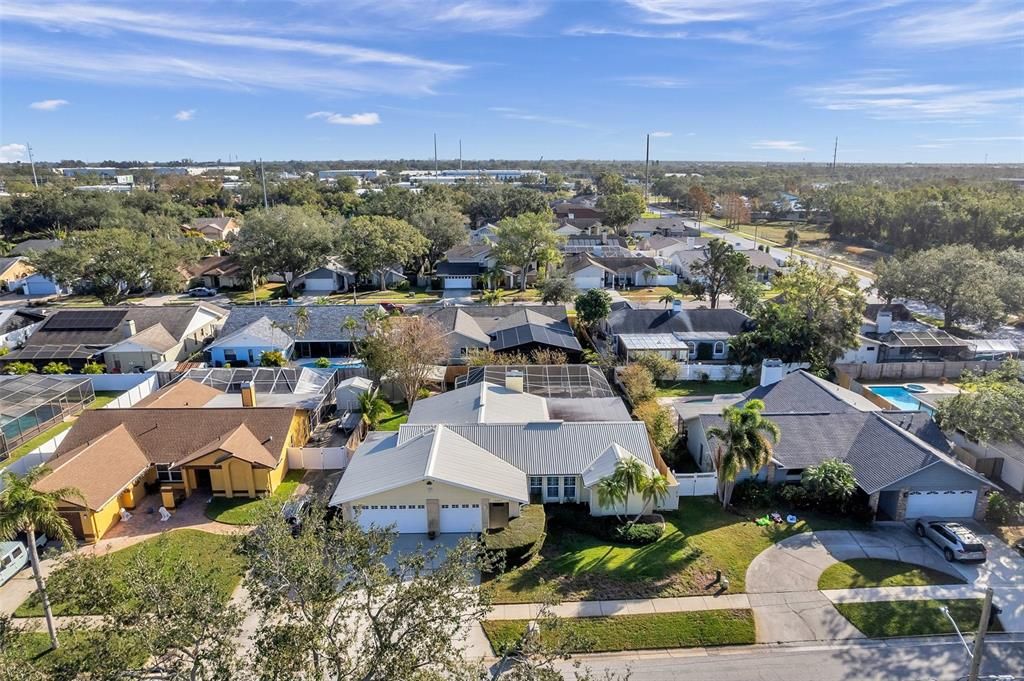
[
  {"x1": 867, "y1": 385, "x2": 928, "y2": 412},
  {"x1": 300, "y1": 359, "x2": 365, "y2": 370}
]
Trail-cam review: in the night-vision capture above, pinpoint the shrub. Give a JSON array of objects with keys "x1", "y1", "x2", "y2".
[
  {"x1": 986, "y1": 492, "x2": 1024, "y2": 525},
  {"x1": 619, "y1": 363, "x2": 655, "y2": 404},
  {"x1": 41, "y1": 361, "x2": 72, "y2": 375},
  {"x1": 545, "y1": 504, "x2": 662, "y2": 546},
  {"x1": 732, "y1": 480, "x2": 774, "y2": 508},
  {"x1": 0, "y1": 347, "x2": 8, "y2": 357},
  {"x1": 633, "y1": 400, "x2": 677, "y2": 452},
  {"x1": 314, "y1": 357, "x2": 331, "y2": 368},
  {"x1": 777, "y1": 483, "x2": 813, "y2": 509},
  {"x1": 482, "y1": 504, "x2": 546, "y2": 572},
  {"x1": 259, "y1": 350, "x2": 288, "y2": 367},
  {"x1": 801, "y1": 459, "x2": 857, "y2": 511},
  {"x1": 632, "y1": 352, "x2": 676, "y2": 381},
  {"x1": 613, "y1": 520, "x2": 663, "y2": 545},
  {"x1": 416, "y1": 386, "x2": 431, "y2": 400},
  {"x1": 81, "y1": 361, "x2": 105, "y2": 374},
  {"x1": 4, "y1": 361, "x2": 37, "y2": 375},
  {"x1": 394, "y1": 280, "x2": 411, "y2": 292}
]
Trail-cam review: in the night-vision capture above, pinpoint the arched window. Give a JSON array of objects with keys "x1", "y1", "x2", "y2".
[{"x1": 713, "y1": 341, "x2": 726, "y2": 356}]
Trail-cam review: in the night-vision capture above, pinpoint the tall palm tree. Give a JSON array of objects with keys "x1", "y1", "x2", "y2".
[
  {"x1": 638, "y1": 473, "x2": 670, "y2": 520},
  {"x1": 0, "y1": 467, "x2": 83, "y2": 651},
  {"x1": 705, "y1": 399, "x2": 781, "y2": 508},
  {"x1": 594, "y1": 476, "x2": 628, "y2": 521},
  {"x1": 356, "y1": 390, "x2": 392, "y2": 429},
  {"x1": 658, "y1": 292, "x2": 678, "y2": 309},
  {"x1": 614, "y1": 457, "x2": 649, "y2": 504}
]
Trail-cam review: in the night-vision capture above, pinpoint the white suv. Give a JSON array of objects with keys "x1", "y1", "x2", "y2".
[{"x1": 915, "y1": 518, "x2": 987, "y2": 562}]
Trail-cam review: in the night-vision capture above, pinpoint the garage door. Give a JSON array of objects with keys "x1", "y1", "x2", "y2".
[
  {"x1": 303, "y1": 277, "x2": 336, "y2": 292},
  {"x1": 440, "y1": 504, "x2": 481, "y2": 533},
  {"x1": 443, "y1": 277, "x2": 473, "y2": 289},
  {"x1": 356, "y1": 505, "x2": 427, "y2": 533},
  {"x1": 905, "y1": 490, "x2": 977, "y2": 519}
]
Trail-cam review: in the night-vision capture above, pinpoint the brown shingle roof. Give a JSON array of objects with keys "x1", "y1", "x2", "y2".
[
  {"x1": 134, "y1": 378, "x2": 222, "y2": 408},
  {"x1": 175, "y1": 424, "x2": 278, "y2": 469}
]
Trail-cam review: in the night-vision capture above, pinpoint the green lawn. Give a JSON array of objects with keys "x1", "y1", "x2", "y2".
[
  {"x1": 482, "y1": 610, "x2": 755, "y2": 654},
  {"x1": 655, "y1": 380, "x2": 748, "y2": 398},
  {"x1": 89, "y1": 390, "x2": 124, "y2": 409},
  {"x1": 12, "y1": 630, "x2": 148, "y2": 675},
  {"x1": 834, "y1": 599, "x2": 998, "y2": 638},
  {"x1": 341, "y1": 287, "x2": 441, "y2": 303},
  {"x1": 618, "y1": 285, "x2": 691, "y2": 301},
  {"x1": 15, "y1": 530, "x2": 244, "y2": 617},
  {"x1": 377, "y1": 402, "x2": 409, "y2": 431},
  {"x1": 482, "y1": 497, "x2": 860, "y2": 603},
  {"x1": 225, "y1": 283, "x2": 286, "y2": 304},
  {"x1": 479, "y1": 288, "x2": 543, "y2": 302},
  {"x1": 204, "y1": 469, "x2": 305, "y2": 525},
  {"x1": 818, "y1": 559, "x2": 964, "y2": 590}
]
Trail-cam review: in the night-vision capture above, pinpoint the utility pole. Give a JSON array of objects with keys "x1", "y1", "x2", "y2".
[
  {"x1": 433, "y1": 133, "x2": 438, "y2": 176},
  {"x1": 644, "y1": 133, "x2": 651, "y2": 204},
  {"x1": 832, "y1": 136, "x2": 839, "y2": 174},
  {"x1": 459, "y1": 139, "x2": 463, "y2": 171},
  {"x1": 26, "y1": 143, "x2": 38, "y2": 188},
  {"x1": 968, "y1": 588, "x2": 994, "y2": 681},
  {"x1": 259, "y1": 157, "x2": 269, "y2": 209}
]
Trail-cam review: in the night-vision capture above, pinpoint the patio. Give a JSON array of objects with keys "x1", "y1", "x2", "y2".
[{"x1": 90, "y1": 492, "x2": 241, "y2": 555}]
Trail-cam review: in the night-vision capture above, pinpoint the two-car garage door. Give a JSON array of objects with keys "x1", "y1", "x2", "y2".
[
  {"x1": 355, "y1": 503, "x2": 482, "y2": 533},
  {"x1": 904, "y1": 490, "x2": 978, "y2": 519}
]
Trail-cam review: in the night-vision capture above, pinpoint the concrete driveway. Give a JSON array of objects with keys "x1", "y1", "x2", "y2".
[{"x1": 384, "y1": 533, "x2": 478, "y2": 579}]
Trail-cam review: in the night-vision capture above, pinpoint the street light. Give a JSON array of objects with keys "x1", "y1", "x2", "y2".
[{"x1": 942, "y1": 587, "x2": 995, "y2": 681}]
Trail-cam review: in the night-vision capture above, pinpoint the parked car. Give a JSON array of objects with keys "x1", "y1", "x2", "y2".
[
  {"x1": 0, "y1": 541, "x2": 29, "y2": 586},
  {"x1": 282, "y1": 496, "x2": 311, "y2": 537},
  {"x1": 187, "y1": 287, "x2": 218, "y2": 297},
  {"x1": 915, "y1": 518, "x2": 987, "y2": 562}
]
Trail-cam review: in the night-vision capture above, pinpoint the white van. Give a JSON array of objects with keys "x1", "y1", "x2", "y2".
[{"x1": 0, "y1": 541, "x2": 29, "y2": 586}]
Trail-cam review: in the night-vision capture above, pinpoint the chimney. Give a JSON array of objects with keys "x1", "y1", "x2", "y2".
[
  {"x1": 686, "y1": 236, "x2": 695, "y2": 249},
  {"x1": 240, "y1": 381, "x2": 257, "y2": 407},
  {"x1": 759, "y1": 358, "x2": 785, "y2": 387},
  {"x1": 505, "y1": 369, "x2": 524, "y2": 393},
  {"x1": 121, "y1": 319, "x2": 136, "y2": 339},
  {"x1": 671, "y1": 299, "x2": 683, "y2": 315},
  {"x1": 876, "y1": 309, "x2": 893, "y2": 335}
]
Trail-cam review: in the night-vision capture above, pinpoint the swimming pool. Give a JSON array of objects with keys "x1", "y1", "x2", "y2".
[
  {"x1": 867, "y1": 385, "x2": 929, "y2": 412},
  {"x1": 300, "y1": 359, "x2": 365, "y2": 370}
]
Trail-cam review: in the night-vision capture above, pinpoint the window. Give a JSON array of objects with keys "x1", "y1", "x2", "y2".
[
  {"x1": 156, "y1": 464, "x2": 182, "y2": 483},
  {"x1": 529, "y1": 477, "x2": 543, "y2": 494},
  {"x1": 546, "y1": 476, "x2": 560, "y2": 498},
  {"x1": 563, "y1": 476, "x2": 577, "y2": 501},
  {"x1": 713, "y1": 341, "x2": 726, "y2": 356}
]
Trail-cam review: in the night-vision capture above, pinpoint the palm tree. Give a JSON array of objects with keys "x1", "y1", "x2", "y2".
[
  {"x1": 0, "y1": 467, "x2": 83, "y2": 651},
  {"x1": 638, "y1": 473, "x2": 670, "y2": 520},
  {"x1": 658, "y1": 292, "x2": 678, "y2": 309},
  {"x1": 615, "y1": 457, "x2": 649, "y2": 503},
  {"x1": 594, "y1": 476, "x2": 628, "y2": 521},
  {"x1": 356, "y1": 390, "x2": 392, "y2": 429},
  {"x1": 705, "y1": 399, "x2": 781, "y2": 508},
  {"x1": 342, "y1": 316, "x2": 359, "y2": 355},
  {"x1": 481, "y1": 289, "x2": 502, "y2": 306}
]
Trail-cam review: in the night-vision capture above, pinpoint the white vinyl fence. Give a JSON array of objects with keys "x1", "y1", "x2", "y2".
[
  {"x1": 95, "y1": 374, "x2": 158, "y2": 408},
  {"x1": 674, "y1": 471, "x2": 718, "y2": 497},
  {"x1": 287, "y1": 447, "x2": 349, "y2": 470}
]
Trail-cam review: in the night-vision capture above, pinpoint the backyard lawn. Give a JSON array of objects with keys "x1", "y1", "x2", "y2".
[
  {"x1": 834, "y1": 599, "x2": 997, "y2": 638},
  {"x1": 482, "y1": 609, "x2": 755, "y2": 654},
  {"x1": 818, "y1": 559, "x2": 963, "y2": 590},
  {"x1": 377, "y1": 402, "x2": 409, "y2": 431},
  {"x1": 618, "y1": 285, "x2": 692, "y2": 301},
  {"x1": 482, "y1": 497, "x2": 860, "y2": 603},
  {"x1": 15, "y1": 530, "x2": 244, "y2": 617},
  {"x1": 205, "y1": 469, "x2": 305, "y2": 525},
  {"x1": 655, "y1": 380, "x2": 748, "y2": 398}
]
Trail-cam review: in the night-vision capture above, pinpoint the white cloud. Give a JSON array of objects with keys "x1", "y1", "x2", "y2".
[
  {"x1": 800, "y1": 74, "x2": 1023, "y2": 120},
  {"x1": 650, "y1": 131, "x2": 673, "y2": 137},
  {"x1": 934, "y1": 135, "x2": 1024, "y2": 142},
  {"x1": 564, "y1": 25, "x2": 690, "y2": 39},
  {"x1": 751, "y1": 140, "x2": 811, "y2": 152},
  {"x1": 174, "y1": 109, "x2": 196, "y2": 121},
  {"x1": 433, "y1": 1, "x2": 547, "y2": 29},
  {"x1": 307, "y1": 111, "x2": 381, "y2": 126},
  {"x1": 29, "y1": 99, "x2": 68, "y2": 111},
  {"x1": 914, "y1": 143, "x2": 949, "y2": 149},
  {"x1": 874, "y1": 1, "x2": 1024, "y2": 48},
  {"x1": 0, "y1": 144, "x2": 28, "y2": 162},
  {"x1": 624, "y1": 0, "x2": 773, "y2": 25},
  {"x1": 616, "y1": 75, "x2": 689, "y2": 89},
  {"x1": 489, "y1": 107, "x2": 596, "y2": 129}
]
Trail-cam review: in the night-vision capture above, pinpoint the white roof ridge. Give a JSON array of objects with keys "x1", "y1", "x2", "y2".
[
  {"x1": 424, "y1": 425, "x2": 445, "y2": 479},
  {"x1": 477, "y1": 382, "x2": 487, "y2": 423}
]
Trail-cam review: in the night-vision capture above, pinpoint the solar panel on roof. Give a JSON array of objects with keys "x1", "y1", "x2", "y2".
[{"x1": 45, "y1": 309, "x2": 126, "y2": 330}]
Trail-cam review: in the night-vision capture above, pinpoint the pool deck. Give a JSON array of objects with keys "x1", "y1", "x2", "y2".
[{"x1": 865, "y1": 380, "x2": 961, "y2": 412}]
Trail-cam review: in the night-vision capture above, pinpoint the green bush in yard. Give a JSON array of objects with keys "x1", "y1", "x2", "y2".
[
  {"x1": 613, "y1": 521, "x2": 663, "y2": 545},
  {"x1": 986, "y1": 492, "x2": 1024, "y2": 525},
  {"x1": 482, "y1": 504, "x2": 546, "y2": 572},
  {"x1": 546, "y1": 504, "x2": 662, "y2": 546}
]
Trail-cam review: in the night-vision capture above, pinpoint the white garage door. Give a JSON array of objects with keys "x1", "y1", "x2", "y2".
[
  {"x1": 443, "y1": 276, "x2": 474, "y2": 289},
  {"x1": 356, "y1": 505, "x2": 427, "y2": 533},
  {"x1": 440, "y1": 504, "x2": 481, "y2": 533},
  {"x1": 905, "y1": 490, "x2": 977, "y2": 519},
  {"x1": 303, "y1": 277, "x2": 336, "y2": 292}
]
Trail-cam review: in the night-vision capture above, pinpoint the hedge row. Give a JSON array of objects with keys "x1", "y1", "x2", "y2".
[{"x1": 482, "y1": 504, "x2": 546, "y2": 571}]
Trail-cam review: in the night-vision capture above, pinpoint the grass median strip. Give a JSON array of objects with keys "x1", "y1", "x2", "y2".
[
  {"x1": 818, "y1": 558, "x2": 964, "y2": 590},
  {"x1": 482, "y1": 609, "x2": 756, "y2": 654},
  {"x1": 834, "y1": 599, "x2": 998, "y2": 638}
]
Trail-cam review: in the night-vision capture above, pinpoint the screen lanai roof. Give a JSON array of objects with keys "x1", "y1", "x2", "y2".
[
  {"x1": 885, "y1": 330, "x2": 969, "y2": 348},
  {"x1": 618, "y1": 334, "x2": 690, "y2": 351},
  {"x1": 0, "y1": 374, "x2": 92, "y2": 422},
  {"x1": 456, "y1": 365, "x2": 615, "y2": 398}
]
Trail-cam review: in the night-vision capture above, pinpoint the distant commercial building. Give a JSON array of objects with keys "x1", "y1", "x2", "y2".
[
  {"x1": 59, "y1": 167, "x2": 119, "y2": 178},
  {"x1": 318, "y1": 169, "x2": 387, "y2": 182}
]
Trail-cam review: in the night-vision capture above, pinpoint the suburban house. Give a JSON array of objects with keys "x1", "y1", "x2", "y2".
[
  {"x1": 435, "y1": 243, "x2": 497, "y2": 290},
  {"x1": 562, "y1": 253, "x2": 678, "y2": 290},
  {"x1": 636, "y1": 235, "x2": 709, "y2": 260},
  {"x1": 184, "y1": 216, "x2": 241, "y2": 241},
  {"x1": 603, "y1": 301, "x2": 751, "y2": 363},
  {"x1": 296, "y1": 257, "x2": 406, "y2": 293},
  {"x1": 34, "y1": 406, "x2": 309, "y2": 542},
  {"x1": 620, "y1": 217, "x2": 699, "y2": 239},
  {"x1": 330, "y1": 376, "x2": 676, "y2": 534},
  {"x1": 560, "y1": 234, "x2": 630, "y2": 256},
  {"x1": 207, "y1": 304, "x2": 383, "y2": 366},
  {"x1": 673, "y1": 246, "x2": 781, "y2": 284},
  {"x1": 188, "y1": 255, "x2": 244, "y2": 290},
  {"x1": 554, "y1": 222, "x2": 584, "y2": 237},
  {"x1": 0, "y1": 257, "x2": 36, "y2": 291},
  {"x1": 551, "y1": 199, "x2": 604, "y2": 230},
  {"x1": 682, "y1": 362, "x2": 996, "y2": 521},
  {"x1": 469, "y1": 223, "x2": 500, "y2": 244},
  {"x1": 1, "y1": 304, "x2": 227, "y2": 372},
  {"x1": 6, "y1": 241, "x2": 68, "y2": 297},
  {"x1": 426, "y1": 305, "x2": 582, "y2": 363}
]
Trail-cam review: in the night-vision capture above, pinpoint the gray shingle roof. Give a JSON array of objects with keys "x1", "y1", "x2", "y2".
[
  {"x1": 11, "y1": 239, "x2": 63, "y2": 256},
  {"x1": 607, "y1": 308, "x2": 751, "y2": 336},
  {"x1": 740, "y1": 371, "x2": 876, "y2": 414},
  {"x1": 427, "y1": 305, "x2": 581, "y2": 354},
  {"x1": 218, "y1": 305, "x2": 382, "y2": 342}
]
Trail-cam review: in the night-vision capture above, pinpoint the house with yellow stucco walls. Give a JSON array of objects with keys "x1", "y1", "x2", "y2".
[{"x1": 34, "y1": 406, "x2": 308, "y2": 543}]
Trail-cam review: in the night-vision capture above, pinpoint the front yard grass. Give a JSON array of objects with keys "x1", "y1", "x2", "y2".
[
  {"x1": 818, "y1": 559, "x2": 964, "y2": 590},
  {"x1": 655, "y1": 380, "x2": 748, "y2": 398},
  {"x1": 15, "y1": 530, "x2": 244, "y2": 617},
  {"x1": 205, "y1": 469, "x2": 305, "y2": 525},
  {"x1": 482, "y1": 497, "x2": 860, "y2": 603},
  {"x1": 12, "y1": 630, "x2": 148, "y2": 674},
  {"x1": 377, "y1": 402, "x2": 409, "y2": 431},
  {"x1": 482, "y1": 609, "x2": 755, "y2": 653},
  {"x1": 225, "y1": 283, "x2": 286, "y2": 304},
  {"x1": 834, "y1": 599, "x2": 998, "y2": 638}
]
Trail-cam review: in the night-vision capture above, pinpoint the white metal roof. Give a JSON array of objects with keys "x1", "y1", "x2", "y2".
[
  {"x1": 581, "y1": 443, "x2": 655, "y2": 488},
  {"x1": 407, "y1": 382, "x2": 549, "y2": 425},
  {"x1": 618, "y1": 334, "x2": 690, "y2": 351}
]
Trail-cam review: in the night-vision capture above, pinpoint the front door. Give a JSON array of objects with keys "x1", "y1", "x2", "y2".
[{"x1": 193, "y1": 468, "x2": 212, "y2": 492}]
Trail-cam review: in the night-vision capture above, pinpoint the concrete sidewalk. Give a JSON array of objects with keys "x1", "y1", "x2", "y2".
[{"x1": 823, "y1": 584, "x2": 983, "y2": 604}]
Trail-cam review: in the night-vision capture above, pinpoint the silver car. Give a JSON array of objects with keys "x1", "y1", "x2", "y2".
[{"x1": 915, "y1": 517, "x2": 987, "y2": 562}]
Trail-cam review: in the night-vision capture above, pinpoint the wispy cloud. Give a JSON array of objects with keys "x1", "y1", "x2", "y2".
[
  {"x1": 564, "y1": 25, "x2": 689, "y2": 39},
  {"x1": 0, "y1": 144, "x2": 28, "y2": 162},
  {"x1": 565, "y1": 23, "x2": 799, "y2": 49},
  {"x1": 307, "y1": 111, "x2": 381, "y2": 126},
  {"x1": 174, "y1": 109, "x2": 196, "y2": 121},
  {"x1": 624, "y1": 0, "x2": 773, "y2": 25},
  {"x1": 874, "y1": 1, "x2": 1024, "y2": 48},
  {"x1": 488, "y1": 106, "x2": 596, "y2": 129},
  {"x1": 800, "y1": 73, "x2": 1023, "y2": 120},
  {"x1": 340, "y1": 0, "x2": 547, "y2": 32},
  {"x1": 934, "y1": 135, "x2": 1024, "y2": 142},
  {"x1": 29, "y1": 99, "x2": 68, "y2": 111},
  {"x1": 432, "y1": 1, "x2": 547, "y2": 29},
  {"x1": 616, "y1": 75, "x2": 689, "y2": 89},
  {"x1": 650, "y1": 131, "x2": 673, "y2": 137},
  {"x1": 751, "y1": 140, "x2": 811, "y2": 152}
]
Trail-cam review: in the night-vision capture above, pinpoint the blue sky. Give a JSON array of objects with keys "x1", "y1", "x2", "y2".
[{"x1": 1, "y1": 0, "x2": 1022, "y2": 164}]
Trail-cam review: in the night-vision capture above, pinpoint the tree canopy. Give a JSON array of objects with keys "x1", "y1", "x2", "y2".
[
  {"x1": 337, "y1": 215, "x2": 428, "y2": 294},
  {"x1": 598, "y1": 192, "x2": 645, "y2": 231},
  {"x1": 690, "y1": 240, "x2": 756, "y2": 309},
  {"x1": 231, "y1": 205, "x2": 339, "y2": 294},
  {"x1": 491, "y1": 212, "x2": 563, "y2": 291},
  {"x1": 936, "y1": 360, "x2": 1024, "y2": 444}
]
